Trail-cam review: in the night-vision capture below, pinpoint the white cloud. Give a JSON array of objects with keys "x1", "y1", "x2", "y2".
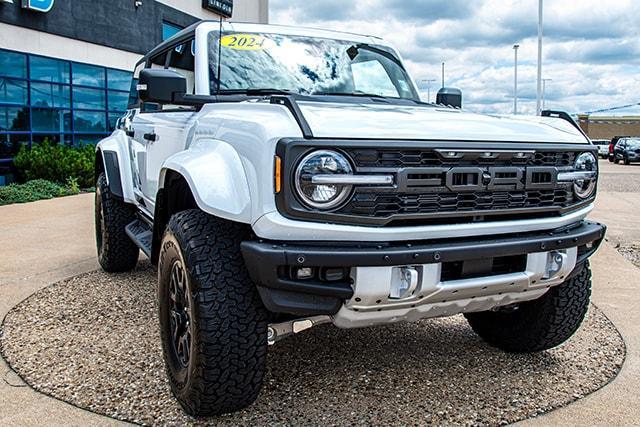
[{"x1": 270, "y1": 0, "x2": 640, "y2": 115}]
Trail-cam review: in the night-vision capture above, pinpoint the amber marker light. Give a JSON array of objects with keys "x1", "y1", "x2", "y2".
[{"x1": 274, "y1": 156, "x2": 282, "y2": 193}]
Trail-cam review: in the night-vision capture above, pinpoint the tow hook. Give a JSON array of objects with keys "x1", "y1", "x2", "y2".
[{"x1": 267, "y1": 315, "x2": 332, "y2": 345}]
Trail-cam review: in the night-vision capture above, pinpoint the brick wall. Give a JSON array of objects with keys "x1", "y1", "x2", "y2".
[{"x1": 578, "y1": 115, "x2": 640, "y2": 140}]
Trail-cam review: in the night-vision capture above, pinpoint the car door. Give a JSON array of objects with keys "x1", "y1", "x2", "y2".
[
  {"x1": 130, "y1": 39, "x2": 198, "y2": 212},
  {"x1": 615, "y1": 140, "x2": 626, "y2": 159}
]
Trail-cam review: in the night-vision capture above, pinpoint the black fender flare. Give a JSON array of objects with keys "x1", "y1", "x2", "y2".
[{"x1": 97, "y1": 149, "x2": 124, "y2": 199}]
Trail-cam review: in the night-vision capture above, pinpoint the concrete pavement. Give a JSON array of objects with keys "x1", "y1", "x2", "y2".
[
  {"x1": 0, "y1": 193, "x2": 123, "y2": 426},
  {"x1": 1, "y1": 160, "x2": 639, "y2": 425}
]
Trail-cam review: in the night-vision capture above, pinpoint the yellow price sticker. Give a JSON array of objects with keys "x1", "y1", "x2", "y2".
[{"x1": 221, "y1": 34, "x2": 269, "y2": 50}]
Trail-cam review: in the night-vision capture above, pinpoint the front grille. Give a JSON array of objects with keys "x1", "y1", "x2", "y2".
[
  {"x1": 341, "y1": 188, "x2": 574, "y2": 218},
  {"x1": 276, "y1": 140, "x2": 593, "y2": 227},
  {"x1": 346, "y1": 148, "x2": 576, "y2": 168},
  {"x1": 330, "y1": 149, "x2": 580, "y2": 224}
]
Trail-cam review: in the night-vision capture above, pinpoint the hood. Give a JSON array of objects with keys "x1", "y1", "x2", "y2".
[{"x1": 297, "y1": 101, "x2": 588, "y2": 144}]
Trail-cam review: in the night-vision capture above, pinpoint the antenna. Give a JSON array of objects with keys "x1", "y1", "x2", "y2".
[{"x1": 216, "y1": 14, "x2": 223, "y2": 94}]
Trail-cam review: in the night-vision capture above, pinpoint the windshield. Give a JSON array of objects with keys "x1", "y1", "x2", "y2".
[
  {"x1": 627, "y1": 139, "x2": 640, "y2": 148},
  {"x1": 207, "y1": 32, "x2": 419, "y2": 100}
]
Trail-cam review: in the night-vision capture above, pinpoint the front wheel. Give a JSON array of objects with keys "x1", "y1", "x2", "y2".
[
  {"x1": 465, "y1": 262, "x2": 592, "y2": 353},
  {"x1": 624, "y1": 156, "x2": 631, "y2": 165},
  {"x1": 158, "y1": 209, "x2": 268, "y2": 416}
]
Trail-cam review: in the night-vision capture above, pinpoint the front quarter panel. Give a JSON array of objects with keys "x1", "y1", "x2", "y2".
[{"x1": 160, "y1": 138, "x2": 254, "y2": 223}]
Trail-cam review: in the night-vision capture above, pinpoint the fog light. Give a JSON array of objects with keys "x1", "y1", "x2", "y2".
[
  {"x1": 295, "y1": 267, "x2": 314, "y2": 280},
  {"x1": 320, "y1": 267, "x2": 345, "y2": 282}
]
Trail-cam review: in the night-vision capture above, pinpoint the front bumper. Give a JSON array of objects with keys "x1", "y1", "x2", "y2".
[{"x1": 241, "y1": 221, "x2": 606, "y2": 317}]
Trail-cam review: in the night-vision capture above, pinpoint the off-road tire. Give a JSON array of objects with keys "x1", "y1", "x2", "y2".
[
  {"x1": 158, "y1": 209, "x2": 268, "y2": 416},
  {"x1": 615, "y1": 158, "x2": 620, "y2": 164},
  {"x1": 465, "y1": 262, "x2": 592, "y2": 353},
  {"x1": 95, "y1": 173, "x2": 139, "y2": 272}
]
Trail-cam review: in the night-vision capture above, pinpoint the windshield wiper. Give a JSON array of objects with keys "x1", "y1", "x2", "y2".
[
  {"x1": 218, "y1": 88, "x2": 298, "y2": 96},
  {"x1": 313, "y1": 91, "x2": 389, "y2": 99}
]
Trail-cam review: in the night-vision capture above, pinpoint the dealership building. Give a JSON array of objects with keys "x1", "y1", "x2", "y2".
[{"x1": 0, "y1": 0, "x2": 268, "y2": 184}]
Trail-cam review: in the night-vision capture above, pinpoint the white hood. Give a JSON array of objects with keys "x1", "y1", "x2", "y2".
[{"x1": 297, "y1": 101, "x2": 588, "y2": 144}]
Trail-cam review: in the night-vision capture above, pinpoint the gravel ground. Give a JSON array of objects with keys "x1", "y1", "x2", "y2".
[
  {"x1": 615, "y1": 244, "x2": 640, "y2": 269},
  {"x1": 0, "y1": 262, "x2": 625, "y2": 426},
  {"x1": 597, "y1": 161, "x2": 640, "y2": 193}
]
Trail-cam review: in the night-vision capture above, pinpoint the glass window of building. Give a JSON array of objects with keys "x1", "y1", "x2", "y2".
[
  {"x1": 30, "y1": 56, "x2": 71, "y2": 84},
  {"x1": 162, "y1": 22, "x2": 183, "y2": 41},
  {"x1": 0, "y1": 48, "x2": 131, "y2": 151},
  {"x1": 72, "y1": 63, "x2": 106, "y2": 88}
]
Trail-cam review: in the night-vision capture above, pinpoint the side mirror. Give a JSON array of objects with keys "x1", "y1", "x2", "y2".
[
  {"x1": 436, "y1": 87, "x2": 463, "y2": 108},
  {"x1": 138, "y1": 68, "x2": 186, "y2": 104}
]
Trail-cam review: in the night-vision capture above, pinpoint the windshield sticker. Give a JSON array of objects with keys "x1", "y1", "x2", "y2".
[{"x1": 221, "y1": 34, "x2": 269, "y2": 50}]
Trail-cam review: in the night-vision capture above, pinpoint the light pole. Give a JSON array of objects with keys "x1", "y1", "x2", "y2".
[
  {"x1": 441, "y1": 62, "x2": 445, "y2": 88},
  {"x1": 513, "y1": 44, "x2": 520, "y2": 115},
  {"x1": 536, "y1": 0, "x2": 544, "y2": 115},
  {"x1": 421, "y1": 79, "x2": 437, "y2": 102},
  {"x1": 542, "y1": 78, "x2": 552, "y2": 110}
]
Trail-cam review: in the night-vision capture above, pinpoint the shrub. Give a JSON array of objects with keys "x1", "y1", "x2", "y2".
[
  {"x1": 14, "y1": 141, "x2": 95, "y2": 188},
  {"x1": 0, "y1": 179, "x2": 79, "y2": 206}
]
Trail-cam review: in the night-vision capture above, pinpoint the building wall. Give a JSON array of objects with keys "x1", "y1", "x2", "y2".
[
  {"x1": 578, "y1": 115, "x2": 640, "y2": 140},
  {"x1": 157, "y1": 0, "x2": 268, "y2": 23},
  {"x1": 0, "y1": 0, "x2": 268, "y2": 71}
]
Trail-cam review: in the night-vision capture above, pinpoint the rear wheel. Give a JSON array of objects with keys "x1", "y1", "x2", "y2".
[
  {"x1": 465, "y1": 262, "x2": 591, "y2": 353},
  {"x1": 95, "y1": 173, "x2": 139, "y2": 272},
  {"x1": 158, "y1": 209, "x2": 268, "y2": 416}
]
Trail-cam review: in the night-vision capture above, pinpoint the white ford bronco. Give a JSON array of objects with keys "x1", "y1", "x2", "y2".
[{"x1": 95, "y1": 21, "x2": 606, "y2": 416}]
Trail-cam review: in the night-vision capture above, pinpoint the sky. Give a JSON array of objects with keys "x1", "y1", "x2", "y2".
[{"x1": 269, "y1": 0, "x2": 640, "y2": 115}]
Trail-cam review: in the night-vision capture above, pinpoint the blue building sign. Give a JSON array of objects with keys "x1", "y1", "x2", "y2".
[{"x1": 21, "y1": 0, "x2": 55, "y2": 13}]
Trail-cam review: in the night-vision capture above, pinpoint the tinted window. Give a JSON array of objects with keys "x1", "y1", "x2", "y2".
[
  {"x1": 30, "y1": 56, "x2": 70, "y2": 84},
  {"x1": 163, "y1": 22, "x2": 183, "y2": 41},
  {"x1": 107, "y1": 69, "x2": 132, "y2": 91},
  {"x1": 0, "y1": 50, "x2": 27, "y2": 79},
  {"x1": 0, "y1": 78, "x2": 28, "y2": 105},
  {"x1": 73, "y1": 110, "x2": 106, "y2": 132},
  {"x1": 31, "y1": 108, "x2": 71, "y2": 132},
  {"x1": 72, "y1": 63, "x2": 105, "y2": 87},
  {"x1": 73, "y1": 87, "x2": 106, "y2": 110},
  {"x1": 108, "y1": 90, "x2": 129, "y2": 112},
  {"x1": 31, "y1": 83, "x2": 71, "y2": 108},
  {"x1": 0, "y1": 106, "x2": 29, "y2": 131}
]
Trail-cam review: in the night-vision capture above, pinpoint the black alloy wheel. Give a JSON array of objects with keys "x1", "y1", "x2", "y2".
[{"x1": 168, "y1": 259, "x2": 193, "y2": 368}]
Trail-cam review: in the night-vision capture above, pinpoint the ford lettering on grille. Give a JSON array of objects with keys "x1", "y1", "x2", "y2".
[{"x1": 397, "y1": 166, "x2": 558, "y2": 193}]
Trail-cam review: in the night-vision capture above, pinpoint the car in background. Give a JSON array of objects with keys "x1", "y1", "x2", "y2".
[
  {"x1": 613, "y1": 137, "x2": 640, "y2": 165},
  {"x1": 591, "y1": 139, "x2": 610, "y2": 158},
  {"x1": 609, "y1": 136, "x2": 629, "y2": 162}
]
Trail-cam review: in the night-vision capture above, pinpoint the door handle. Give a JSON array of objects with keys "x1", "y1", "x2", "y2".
[
  {"x1": 125, "y1": 130, "x2": 135, "y2": 137},
  {"x1": 143, "y1": 132, "x2": 157, "y2": 142}
]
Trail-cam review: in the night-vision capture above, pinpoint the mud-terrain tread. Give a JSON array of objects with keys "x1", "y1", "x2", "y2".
[
  {"x1": 465, "y1": 262, "x2": 592, "y2": 353},
  {"x1": 96, "y1": 173, "x2": 139, "y2": 272},
  {"x1": 160, "y1": 209, "x2": 268, "y2": 416}
]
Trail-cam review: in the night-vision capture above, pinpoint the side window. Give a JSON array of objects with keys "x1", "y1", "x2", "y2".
[
  {"x1": 351, "y1": 60, "x2": 400, "y2": 98},
  {"x1": 167, "y1": 40, "x2": 195, "y2": 95}
]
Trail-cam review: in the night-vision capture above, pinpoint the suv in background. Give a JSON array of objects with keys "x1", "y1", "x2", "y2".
[
  {"x1": 613, "y1": 137, "x2": 640, "y2": 164},
  {"x1": 609, "y1": 136, "x2": 629, "y2": 162},
  {"x1": 591, "y1": 139, "x2": 610, "y2": 158}
]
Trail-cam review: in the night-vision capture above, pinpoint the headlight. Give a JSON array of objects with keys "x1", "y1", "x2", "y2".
[
  {"x1": 294, "y1": 150, "x2": 353, "y2": 209},
  {"x1": 573, "y1": 152, "x2": 598, "y2": 199}
]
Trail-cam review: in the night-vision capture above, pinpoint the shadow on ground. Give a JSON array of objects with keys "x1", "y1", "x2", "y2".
[{"x1": 0, "y1": 261, "x2": 625, "y2": 426}]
